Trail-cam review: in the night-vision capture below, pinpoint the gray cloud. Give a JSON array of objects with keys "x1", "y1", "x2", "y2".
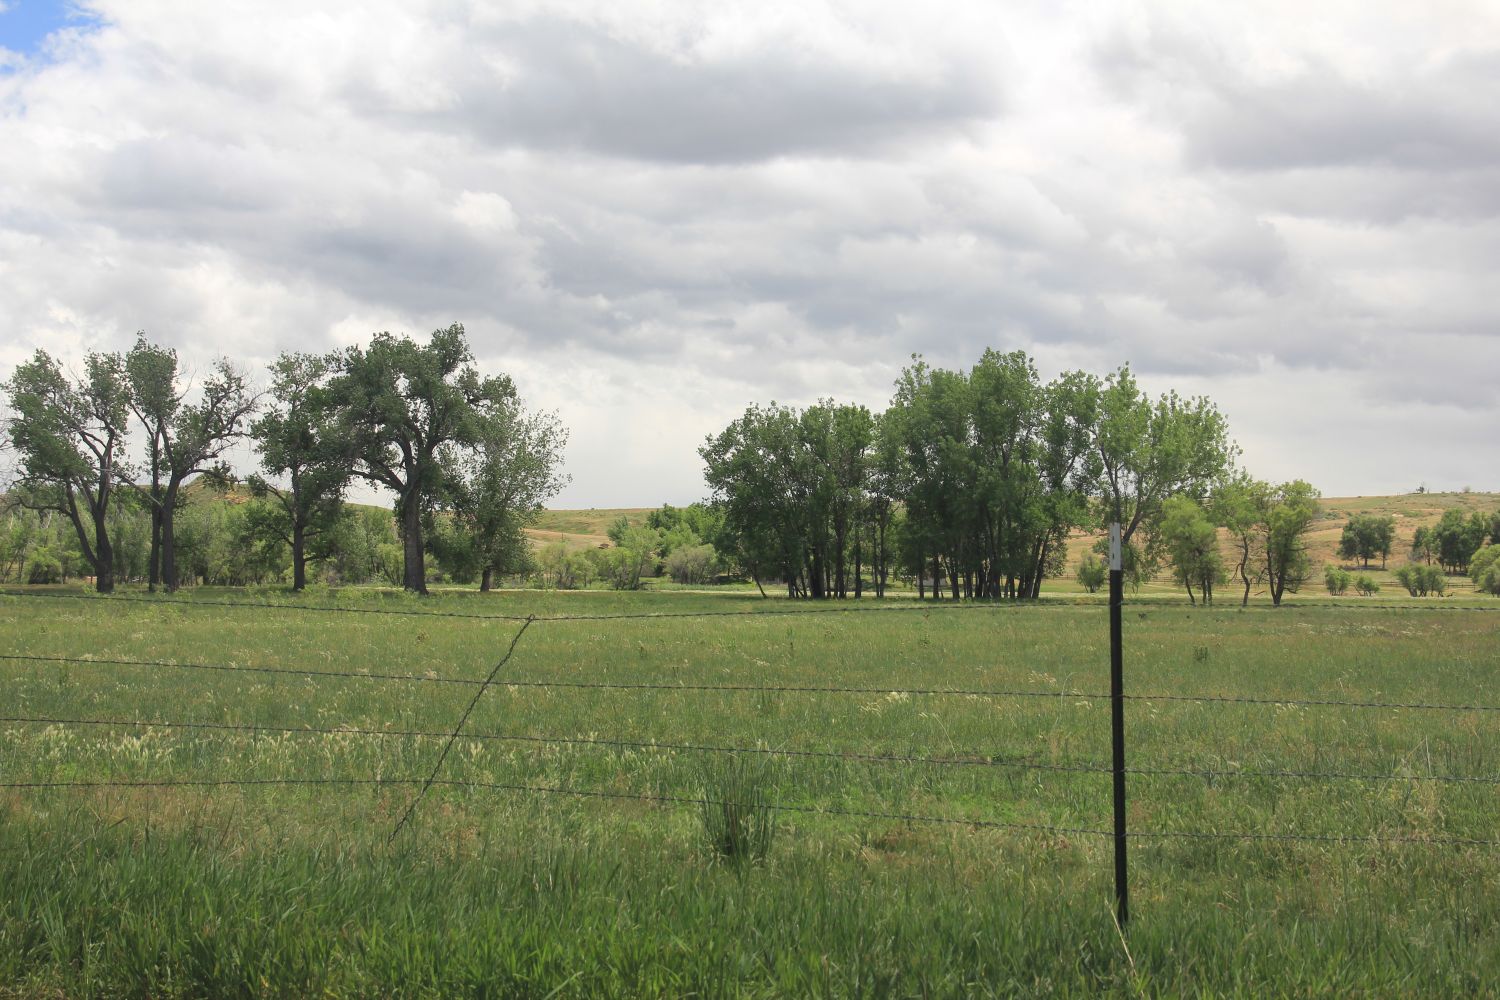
[{"x1": 0, "y1": 0, "x2": 1496, "y2": 505}]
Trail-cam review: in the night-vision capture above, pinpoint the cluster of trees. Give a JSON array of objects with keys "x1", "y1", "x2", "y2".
[
  {"x1": 702, "y1": 350, "x2": 1328, "y2": 605},
  {"x1": 1411, "y1": 508, "x2": 1496, "y2": 575},
  {"x1": 2, "y1": 324, "x2": 566, "y2": 593}
]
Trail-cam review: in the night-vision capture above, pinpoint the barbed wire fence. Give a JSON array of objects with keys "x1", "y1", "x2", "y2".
[{"x1": 2, "y1": 587, "x2": 1498, "y2": 921}]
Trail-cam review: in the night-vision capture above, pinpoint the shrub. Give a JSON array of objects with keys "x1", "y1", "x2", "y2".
[
  {"x1": 1075, "y1": 555, "x2": 1106, "y2": 594},
  {"x1": 1395, "y1": 564, "x2": 1447, "y2": 597},
  {"x1": 1323, "y1": 565, "x2": 1351, "y2": 596},
  {"x1": 1354, "y1": 575, "x2": 1380, "y2": 597},
  {"x1": 1470, "y1": 545, "x2": 1500, "y2": 597}
]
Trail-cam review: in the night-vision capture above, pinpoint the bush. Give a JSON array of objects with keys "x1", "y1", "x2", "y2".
[
  {"x1": 1323, "y1": 565, "x2": 1351, "y2": 596},
  {"x1": 1470, "y1": 545, "x2": 1500, "y2": 597},
  {"x1": 1395, "y1": 564, "x2": 1447, "y2": 597},
  {"x1": 1354, "y1": 575, "x2": 1380, "y2": 597},
  {"x1": 665, "y1": 543, "x2": 717, "y2": 585},
  {"x1": 1075, "y1": 555, "x2": 1106, "y2": 594}
]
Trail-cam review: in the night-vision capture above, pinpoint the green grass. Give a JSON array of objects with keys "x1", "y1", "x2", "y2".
[{"x1": 1, "y1": 586, "x2": 1498, "y2": 996}]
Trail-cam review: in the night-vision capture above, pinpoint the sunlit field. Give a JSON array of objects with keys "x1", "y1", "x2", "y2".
[{"x1": 1, "y1": 586, "x2": 1497, "y2": 996}]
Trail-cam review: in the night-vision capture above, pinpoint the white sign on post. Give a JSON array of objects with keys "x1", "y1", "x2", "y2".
[{"x1": 1109, "y1": 522, "x2": 1122, "y2": 571}]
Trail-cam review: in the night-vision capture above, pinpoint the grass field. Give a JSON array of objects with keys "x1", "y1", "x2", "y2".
[{"x1": 1, "y1": 586, "x2": 1498, "y2": 996}]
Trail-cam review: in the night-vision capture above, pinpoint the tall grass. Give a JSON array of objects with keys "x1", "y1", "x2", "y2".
[{"x1": 0, "y1": 586, "x2": 1497, "y2": 995}]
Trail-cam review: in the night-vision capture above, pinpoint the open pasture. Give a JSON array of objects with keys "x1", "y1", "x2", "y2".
[{"x1": 1, "y1": 587, "x2": 1498, "y2": 996}]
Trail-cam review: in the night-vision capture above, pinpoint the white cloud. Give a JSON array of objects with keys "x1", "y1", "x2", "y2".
[{"x1": 0, "y1": 0, "x2": 1497, "y2": 506}]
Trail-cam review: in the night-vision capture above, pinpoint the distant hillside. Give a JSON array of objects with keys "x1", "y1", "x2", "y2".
[{"x1": 525, "y1": 508, "x2": 652, "y2": 551}]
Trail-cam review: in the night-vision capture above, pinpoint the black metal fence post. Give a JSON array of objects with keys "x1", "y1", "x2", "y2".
[{"x1": 1109, "y1": 522, "x2": 1129, "y2": 926}]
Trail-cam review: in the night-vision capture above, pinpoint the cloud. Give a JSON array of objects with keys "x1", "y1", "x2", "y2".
[{"x1": 0, "y1": 0, "x2": 1496, "y2": 505}]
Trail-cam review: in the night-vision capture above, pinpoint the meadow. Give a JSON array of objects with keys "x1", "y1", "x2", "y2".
[{"x1": 1, "y1": 585, "x2": 1498, "y2": 996}]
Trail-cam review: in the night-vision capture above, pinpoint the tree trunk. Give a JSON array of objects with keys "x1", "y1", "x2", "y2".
[
  {"x1": 401, "y1": 495, "x2": 427, "y2": 594},
  {"x1": 292, "y1": 522, "x2": 307, "y2": 591},
  {"x1": 91, "y1": 507, "x2": 114, "y2": 594},
  {"x1": 480, "y1": 566, "x2": 493, "y2": 592},
  {"x1": 161, "y1": 482, "x2": 182, "y2": 591},
  {"x1": 147, "y1": 504, "x2": 161, "y2": 592},
  {"x1": 853, "y1": 528, "x2": 863, "y2": 599}
]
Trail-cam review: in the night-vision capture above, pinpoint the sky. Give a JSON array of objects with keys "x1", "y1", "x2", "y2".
[{"x1": 1, "y1": 0, "x2": 1497, "y2": 508}]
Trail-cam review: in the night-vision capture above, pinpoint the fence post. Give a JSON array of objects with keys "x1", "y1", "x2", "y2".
[{"x1": 1109, "y1": 521, "x2": 1129, "y2": 926}]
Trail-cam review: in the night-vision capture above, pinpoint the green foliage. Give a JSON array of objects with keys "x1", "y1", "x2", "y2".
[
  {"x1": 1256, "y1": 480, "x2": 1320, "y2": 606},
  {"x1": 327, "y1": 324, "x2": 515, "y2": 593},
  {"x1": 1159, "y1": 496, "x2": 1224, "y2": 604},
  {"x1": 1094, "y1": 365, "x2": 1234, "y2": 543},
  {"x1": 2, "y1": 348, "x2": 132, "y2": 590},
  {"x1": 664, "y1": 543, "x2": 718, "y2": 585},
  {"x1": 1338, "y1": 514, "x2": 1396, "y2": 569},
  {"x1": 248, "y1": 353, "x2": 350, "y2": 590},
  {"x1": 1469, "y1": 544, "x2": 1500, "y2": 596},
  {"x1": 1354, "y1": 575, "x2": 1380, "y2": 597},
  {"x1": 1395, "y1": 564, "x2": 1447, "y2": 597},
  {"x1": 1074, "y1": 554, "x2": 1106, "y2": 593},
  {"x1": 1323, "y1": 565, "x2": 1351, "y2": 596},
  {"x1": 600, "y1": 525, "x2": 663, "y2": 590},
  {"x1": 439, "y1": 395, "x2": 568, "y2": 590},
  {"x1": 1429, "y1": 509, "x2": 1488, "y2": 574}
]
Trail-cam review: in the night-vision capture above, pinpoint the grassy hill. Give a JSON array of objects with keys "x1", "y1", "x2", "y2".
[{"x1": 525, "y1": 508, "x2": 652, "y2": 551}]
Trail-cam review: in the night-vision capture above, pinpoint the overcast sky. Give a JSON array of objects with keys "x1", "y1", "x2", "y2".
[{"x1": 2, "y1": 1, "x2": 1497, "y2": 507}]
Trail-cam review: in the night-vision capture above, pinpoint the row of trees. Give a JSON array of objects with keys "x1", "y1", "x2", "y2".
[
  {"x1": 2, "y1": 325, "x2": 567, "y2": 593},
  {"x1": 700, "y1": 351, "x2": 1331, "y2": 603}
]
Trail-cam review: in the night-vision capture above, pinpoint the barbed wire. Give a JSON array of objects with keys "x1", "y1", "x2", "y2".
[
  {"x1": 1126, "y1": 691, "x2": 1500, "y2": 713},
  {"x1": 4, "y1": 587, "x2": 1495, "y2": 622},
  {"x1": 388, "y1": 616, "x2": 536, "y2": 841},
  {"x1": 8, "y1": 651, "x2": 1500, "y2": 713},
  {"x1": 0, "y1": 652, "x2": 485, "y2": 687},
  {"x1": 8, "y1": 713, "x2": 1500, "y2": 785},
  {"x1": 0, "y1": 651, "x2": 1107, "y2": 701},
  {"x1": 4, "y1": 775, "x2": 1496, "y2": 847}
]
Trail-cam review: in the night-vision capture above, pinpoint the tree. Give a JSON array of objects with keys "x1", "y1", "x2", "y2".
[
  {"x1": 1257, "y1": 480, "x2": 1320, "y2": 606},
  {"x1": 1212, "y1": 473, "x2": 1262, "y2": 607},
  {"x1": 327, "y1": 324, "x2": 512, "y2": 594},
  {"x1": 2, "y1": 350, "x2": 130, "y2": 592},
  {"x1": 124, "y1": 334, "x2": 183, "y2": 590},
  {"x1": 248, "y1": 353, "x2": 350, "y2": 590},
  {"x1": 602, "y1": 524, "x2": 662, "y2": 590},
  {"x1": 1158, "y1": 496, "x2": 1223, "y2": 604},
  {"x1": 1093, "y1": 366, "x2": 1234, "y2": 545},
  {"x1": 1470, "y1": 544, "x2": 1500, "y2": 596},
  {"x1": 1410, "y1": 526, "x2": 1436, "y2": 565},
  {"x1": 1323, "y1": 565, "x2": 1351, "y2": 596},
  {"x1": 440, "y1": 395, "x2": 568, "y2": 591},
  {"x1": 154, "y1": 360, "x2": 257, "y2": 590},
  {"x1": 1337, "y1": 514, "x2": 1395, "y2": 569},
  {"x1": 1429, "y1": 508, "x2": 1487, "y2": 575}
]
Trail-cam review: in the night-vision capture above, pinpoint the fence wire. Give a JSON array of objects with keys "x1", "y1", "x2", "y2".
[
  {"x1": 6, "y1": 712, "x2": 1500, "y2": 785},
  {"x1": 4, "y1": 775, "x2": 1496, "y2": 848},
  {"x1": 4, "y1": 586, "x2": 1499, "y2": 857}
]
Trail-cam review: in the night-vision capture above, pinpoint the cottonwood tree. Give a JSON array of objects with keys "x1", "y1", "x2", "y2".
[
  {"x1": 440, "y1": 397, "x2": 568, "y2": 591},
  {"x1": 248, "y1": 353, "x2": 351, "y2": 590},
  {"x1": 1337, "y1": 513, "x2": 1395, "y2": 569},
  {"x1": 1094, "y1": 366, "x2": 1234, "y2": 544},
  {"x1": 155, "y1": 360, "x2": 258, "y2": 590},
  {"x1": 1158, "y1": 495, "x2": 1222, "y2": 605},
  {"x1": 1211, "y1": 473, "x2": 1263, "y2": 607},
  {"x1": 124, "y1": 334, "x2": 181, "y2": 590},
  {"x1": 1256, "y1": 480, "x2": 1321, "y2": 606},
  {"x1": 2, "y1": 350, "x2": 130, "y2": 592},
  {"x1": 327, "y1": 324, "x2": 512, "y2": 594}
]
